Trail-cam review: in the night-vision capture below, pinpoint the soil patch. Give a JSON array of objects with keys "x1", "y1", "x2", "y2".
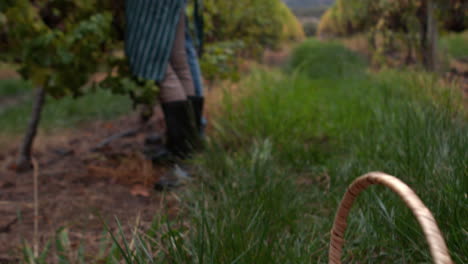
[
  {"x1": 0, "y1": 69, "x2": 19, "y2": 81},
  {"x1": 0, "y1": 109, "x2": 180, "y2": 263}
]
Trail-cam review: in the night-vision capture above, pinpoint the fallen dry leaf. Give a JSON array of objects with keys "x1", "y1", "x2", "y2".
[
  {"x1": 0, "y1": 180, "x2": 15, "y2": 189},
  {"x1": 104, "y1": 123, "x2": 114, "y2": 130},
  {"x1": 6, "y1": 162, "x2": 17, "y2": 171},
  {"x1": 130, "y1": 184, "x2": 150, "y2": 198}
]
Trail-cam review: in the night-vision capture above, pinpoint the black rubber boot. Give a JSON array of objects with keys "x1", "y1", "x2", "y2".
[
  {"x1": 188, "y1": 96, "x2": 204, "y2": 134},
  {"x1": 152, "y1": 100, "x2": 201, "y2": 191},
  {"x1": 149, "y1": 100, "x2": 200, "y2": 164},
  {"x1": 161, "y1": 100, "x2": 199, "y2": 160},
  {"x1": 146, "y1": 97, "x2": 205, "y2": 163}
]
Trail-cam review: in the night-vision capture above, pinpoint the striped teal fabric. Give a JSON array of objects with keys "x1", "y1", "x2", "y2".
[{"x1": 125, "y1": 0, "x2": 185, "y2": 82}]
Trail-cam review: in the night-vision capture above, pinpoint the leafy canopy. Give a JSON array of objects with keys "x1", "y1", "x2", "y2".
[{"x1": 2, "y1": 0, "x2": 157, "y2": 105}]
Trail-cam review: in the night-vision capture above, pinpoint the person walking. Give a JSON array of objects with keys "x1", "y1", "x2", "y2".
[{"x1": 125, "y1": 0, "x2": 204, "y2": 188}]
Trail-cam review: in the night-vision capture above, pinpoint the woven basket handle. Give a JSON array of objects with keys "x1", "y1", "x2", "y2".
[{"x1": 328, "y1": 172, "x2": 453, "y2": 264}]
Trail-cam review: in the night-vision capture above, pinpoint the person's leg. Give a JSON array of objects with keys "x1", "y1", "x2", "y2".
[
  {"x1": 165, "y1": 10, "x2": 207, "y2": 144},
  {"x1": 159, "y1": 65, "x2": 186, "y2": 103},
  {"x1": 151, "y1": 64, "x2": 196, "y2": 189},
  {"x1": 169, "y1": 10, "x2": 195, "y2": 97},
  {"x1": 155, "y1": 11, "x2": 201, "y2": 159},
  {"x1": 155, "y1": 65, "x2": 194, "y2": 158}
]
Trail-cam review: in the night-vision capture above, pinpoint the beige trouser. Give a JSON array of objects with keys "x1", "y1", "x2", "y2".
[{"x1": 159, "y1": 11, "x2": 195, "y2": 103}]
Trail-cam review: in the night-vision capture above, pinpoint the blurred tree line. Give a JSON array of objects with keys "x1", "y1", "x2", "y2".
[
  {"x1": 0, "y1": 0, "x2": 304, "y2": 170},
  {"x1": 199, "y1": 0, "x2": 304, "y2": 80},
  {"x1": 317, "y1": 0, "x2": 467, "y2": 70}
]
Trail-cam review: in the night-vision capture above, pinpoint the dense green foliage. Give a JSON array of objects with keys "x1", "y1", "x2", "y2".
[
  {"x1": 1, "y1": 0, "x2": 158, "y2": 107},
  {"x1": 317, "y1": 0, "x2": 467, "y2": 69},
  {"x1": 3, "y1": 0, "x2": 111, "y2": 96},
  {"x1": 318, "y1": 0, "x2": 467, "y2": 37},
  {"x1": 1, "y1": 0, "x2": 304, "y2": 90},
  {"x1": 318, "y1": 0, "x2": 372, "y2": 37},
  {"x1": 199, "y1": 0, "x2": 304, "y2": 80},
  {"x1": 203, "y1": 0, "x2": 304, "y2": 49}
]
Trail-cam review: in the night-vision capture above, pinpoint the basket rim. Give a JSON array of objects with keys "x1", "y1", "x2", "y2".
[{"x1": 328, "y1": 172, "x2": 453, "y2": 264}]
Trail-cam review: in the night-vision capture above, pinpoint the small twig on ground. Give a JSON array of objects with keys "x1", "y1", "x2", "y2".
[
  {"x1": 90, "y1": 127, "x2": 143, "y2": 152},
  {"x1": 0, "y1": 217, "x2": 18, "y2": 233},
  {"x1": 31, "y1": 158, "x2": 39, "y2": 258},
  {"x1": 0, "y1": 201, "x2": 34, "y2": 208}
]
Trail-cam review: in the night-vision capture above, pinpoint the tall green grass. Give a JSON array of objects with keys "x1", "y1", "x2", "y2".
[
  {"x1": 0, "y1": 88, "x2": 132, "y2": 134},
  {"x1": 0, "y1": 79, "x2": 31, "y2": 97},
  {"x1": 151, "y1": 40, "x2": 466, "y2": 263},
  {"x1": 440, "y1": 31, "x2": 468, "y2": 60},
  {"x1": 287, "y1": 38, "x2": 367, "y2": 78}
]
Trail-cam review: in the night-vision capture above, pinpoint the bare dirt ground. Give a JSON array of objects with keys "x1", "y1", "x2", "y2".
[
  {"x1": 0, "y1": 110, "x2": 183, "y2": 263},
  {"x1": 0, "y1": 68, "x2": 18, "y2": 80},
  {"x1": 0, "y1": 63, "x2": 227, "y2": 263}
]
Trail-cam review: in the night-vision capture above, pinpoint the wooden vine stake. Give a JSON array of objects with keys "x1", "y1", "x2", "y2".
[{"x1": 329, "y1": 172, "x2": 453, "y2": 264}]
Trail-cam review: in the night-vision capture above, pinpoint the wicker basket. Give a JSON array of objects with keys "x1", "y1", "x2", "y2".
[{"x1": 329, "y1": 172, "x2": 453, "y2": 264}]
